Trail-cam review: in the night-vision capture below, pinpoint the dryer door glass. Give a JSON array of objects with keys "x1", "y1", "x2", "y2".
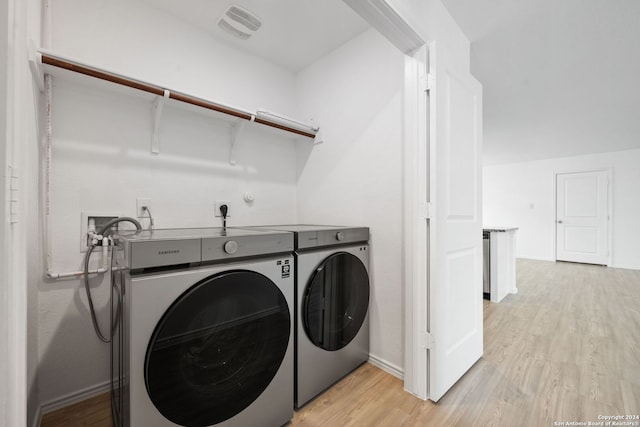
[
  {"x1": 145, "y1": 270, "x2": 290, "y2": 426},
  {"x1": 302, "y1": 252, "x2": 370, "y2": 351}
]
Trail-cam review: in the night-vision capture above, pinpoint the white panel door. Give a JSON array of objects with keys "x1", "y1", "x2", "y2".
[
  {"x1": 556, "y1": 170, "x2": 609, "y2": 265},
  {"x1": 428, "y1": 41, "x2": 483, "y2": 402}
]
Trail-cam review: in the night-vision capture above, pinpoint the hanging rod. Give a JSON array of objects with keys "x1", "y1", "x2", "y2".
[{"x1": 38, "y1": 51, "x2": 318, "y2": 139}]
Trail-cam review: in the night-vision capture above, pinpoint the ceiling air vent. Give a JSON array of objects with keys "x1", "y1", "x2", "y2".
[{"x1": 218, "y1": 5, "x2": 262, "y2": 40}]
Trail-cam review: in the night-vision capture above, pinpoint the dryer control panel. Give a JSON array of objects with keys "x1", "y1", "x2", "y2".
[{"x1": 295, "y1": 227, "x2": 369, "y2": 249}]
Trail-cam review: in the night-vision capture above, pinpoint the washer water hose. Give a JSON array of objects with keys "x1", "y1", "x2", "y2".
[{"x1": 84, "y1": 216, "x2": 142, "y2": 343}]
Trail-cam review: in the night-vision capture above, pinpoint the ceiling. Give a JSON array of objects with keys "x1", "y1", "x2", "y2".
[
  {"x1": 138, "y1": 0, "x2": 640, "y2": 166},
  {"x1": 138, "y1": 0, "x2": 370, "y2": 73},
  {"x1": 441, "y1": 0, "x2": 640, "y2": 165}
]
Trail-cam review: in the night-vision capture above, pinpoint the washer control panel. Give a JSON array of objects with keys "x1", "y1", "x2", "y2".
[
  {"x1": 118, "y1": 228, "x2": 294, "y2": 271},
  {"x1": 202, "y1": 234, "x2": 293, "y2": 261},
  {"x1": 223, "y1": 240, "x2": 238, "y2": 254}
]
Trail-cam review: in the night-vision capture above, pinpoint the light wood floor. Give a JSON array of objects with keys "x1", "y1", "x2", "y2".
[{"x1": 41, "y1": 259, "x2": 640, "y2": 426}]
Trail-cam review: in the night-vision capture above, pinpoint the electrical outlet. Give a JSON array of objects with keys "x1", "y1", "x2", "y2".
[
  {"x1": 214, "y1": 200, "x2": 230, "y2": 217},
  {"x1": 137, "y1": 198, "x2": 152, "y2": 218}
]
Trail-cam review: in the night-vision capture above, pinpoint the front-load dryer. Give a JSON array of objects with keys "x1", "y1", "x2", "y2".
[
  {"x1": 111, "y1": 227, "x2": 294, "y2": 427},
  {"x1": 245, "y1": 225, "x2": 370, "y2": 408}
]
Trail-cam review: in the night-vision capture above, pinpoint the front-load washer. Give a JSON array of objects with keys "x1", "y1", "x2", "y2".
[
  {"x1": 110, "y1": 227, "x2": 294, "y2": 427},
  {"x1": 244, "y1": 225, "x2": 370, "y2": 408}
]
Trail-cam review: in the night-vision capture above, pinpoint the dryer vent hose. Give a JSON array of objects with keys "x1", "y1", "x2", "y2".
[{"x1": 84, "y1": 217, "x2": 142, "y2": 343}]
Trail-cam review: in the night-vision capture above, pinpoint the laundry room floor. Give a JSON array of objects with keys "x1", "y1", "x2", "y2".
[
  {"x1": 39, "y1": 361, "x2": 416, "y2": 427},
  {"x1": 39, "y1": 260, "x2": 640, "y2": 427},
  {"x1": 38, "y1": 362, "x2": 400, "y2": 427}
]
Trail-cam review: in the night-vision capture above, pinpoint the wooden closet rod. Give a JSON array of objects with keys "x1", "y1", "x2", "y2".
[{"x1": 40, "y1": 53, "x2": 317, "y2": 139}]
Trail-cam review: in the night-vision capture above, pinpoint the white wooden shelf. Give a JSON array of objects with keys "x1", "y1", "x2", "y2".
[{"x1": 30, "y1": 49, "x2": 322, "y2": 162}]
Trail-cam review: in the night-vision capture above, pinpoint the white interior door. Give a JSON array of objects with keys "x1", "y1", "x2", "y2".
[
  {"x1": 556, "y1": 170, "x2": 610, "y2": 265},
  {"x1": 428, "y1": 41, "x2": 483, "y2": 402}
]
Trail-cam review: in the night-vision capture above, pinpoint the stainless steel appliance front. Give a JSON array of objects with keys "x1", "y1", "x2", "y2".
[
  {"x1": 111, "y1": 228, "x2": 294, "y2": 427},
  {"x1": 241, "y1": 225, "x2": 371, "y2": 408}
]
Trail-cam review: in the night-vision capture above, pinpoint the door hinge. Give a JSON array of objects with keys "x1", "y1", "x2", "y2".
[
  {"x1": 8, "y1": 166, "x2": 19, "y2": 223},
  {"x1": 419, "y1": 202, "x2": 433, "y2": 220},
  {"x1": 423, "y1": 73, "x2": 435, "y2": 92},
  {"x1": 419, "y1": 331, "x2": 433, "y2": 350}
]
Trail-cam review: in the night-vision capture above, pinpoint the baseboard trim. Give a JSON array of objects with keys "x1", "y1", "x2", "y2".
[
  {"x1": 31, "y1": 405, "x2": 42, "y2": 427},
  {"x1": 37, "y1": 380, "x2": 111, "y2": 422},
  {"x1": 611, "y1": 263, "x2": 640, "y2": 271},
  {"x1": 517, "y1": 256, "x2": 555, "y2": 262},
  {"x1": 368, "y1": 354, "x2": 404, "y2": 380}
]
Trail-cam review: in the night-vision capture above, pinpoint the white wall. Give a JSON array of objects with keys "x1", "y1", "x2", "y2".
[
  {"x1": 295, "y1": 29, "x2": 405, "y2": 372},
  {"x1": 50, "y1": 0, "x2": 296, "y2": 116},
  {"x1": 484, "y1": 148, "x2": 640, "y2": 270},
  {"x1": 38, "y1": 0, "x2": 301, "y2": 407}
]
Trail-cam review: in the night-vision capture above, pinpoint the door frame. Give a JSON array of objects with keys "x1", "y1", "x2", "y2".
[
  {"x1": 345, "y1": 0, "x2": 484, "y2": 402},
  {"x1": 343, "y1": 0, "x2": 429, "y2": 399},
  {"x1": 2, "y1": 0, "x2": 29, "y2": 424},
  {"x1": 553, "y1": 167, "x2": 613, "y2": 266},
  {"x1": 402, "y1": 44, "x2": 429, "y2": 399},
  {"x1": 0, "y1": 0, "x2": 10, "y2": 419}
]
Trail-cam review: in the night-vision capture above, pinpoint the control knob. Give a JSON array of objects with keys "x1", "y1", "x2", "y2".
[
  {"x1": 336, "y1": 231, "x2": 345, "y2": 241},
  {"x1": 224, "y1": 240, "x2": 238, "y2": 254}
]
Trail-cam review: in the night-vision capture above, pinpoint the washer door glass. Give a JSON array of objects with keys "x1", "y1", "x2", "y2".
[
  {"x1": 145, "y1": 270, "x2": 290, "y2": 426},
  {"x1": 302, "y1": 252, "x2": 370, "y2": 351}
]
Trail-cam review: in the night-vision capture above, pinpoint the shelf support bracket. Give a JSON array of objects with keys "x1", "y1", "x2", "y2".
[
  {"x1": 151, "y1": 89, "x2": 170, "y2": 155},
  {"x1": 28, "y1": 40, "x2": 44, "y2": 92},
  {"x1": 230, "y1": 118, "x2": 251, "y2": 166},
  {"x1": 310, "y1": 119, "x2": 323, "y2": 144}
]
